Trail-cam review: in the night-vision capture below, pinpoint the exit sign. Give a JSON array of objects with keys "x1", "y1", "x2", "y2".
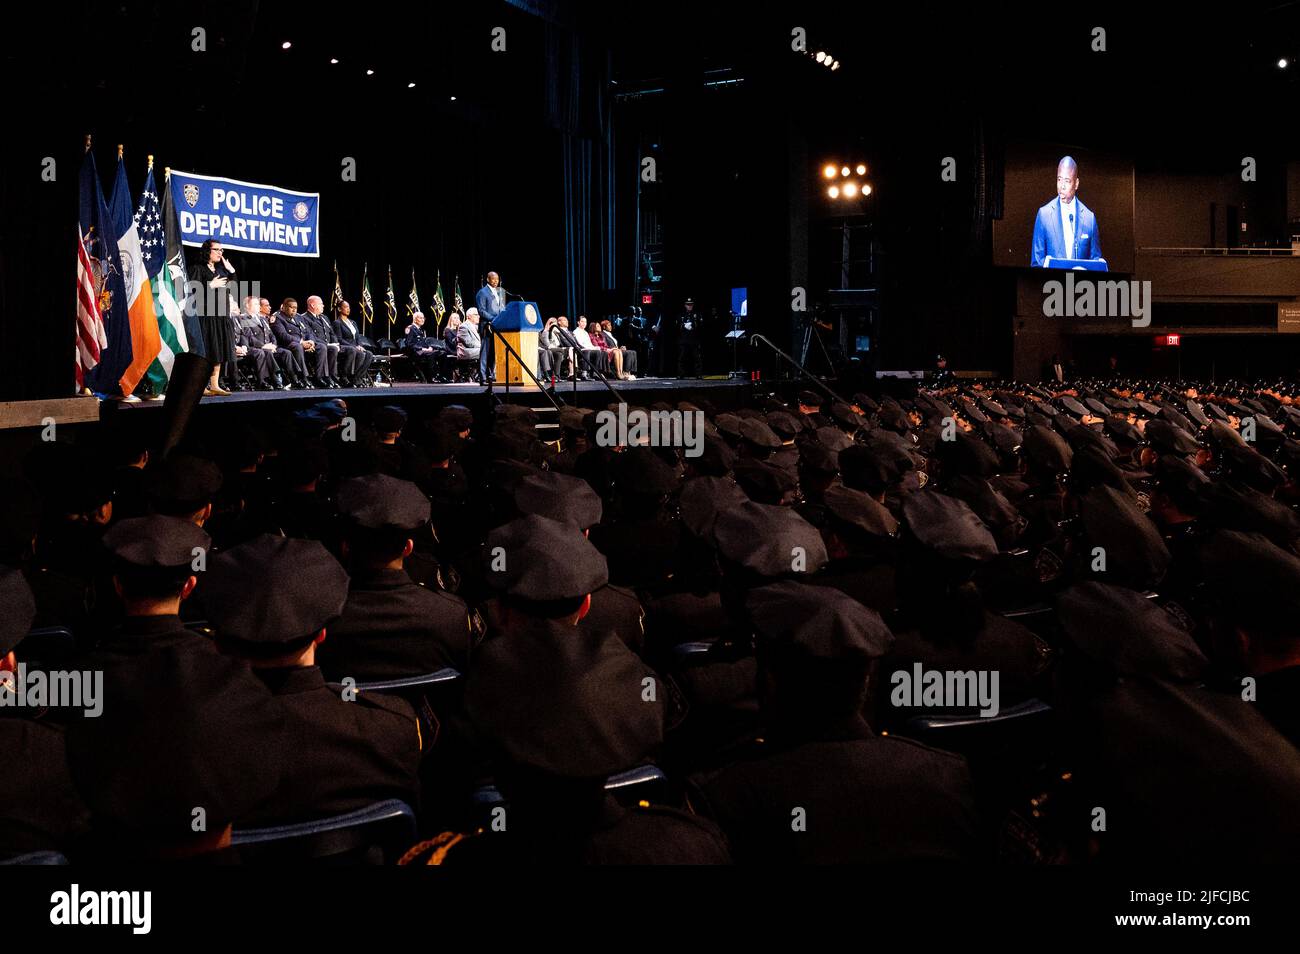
[
  {"x1": 1160, "y1": 334, "x2": 1181, "y2": 346},
  {"x1": 641, "y1": 294, "x2": 654, "y2": 304}
]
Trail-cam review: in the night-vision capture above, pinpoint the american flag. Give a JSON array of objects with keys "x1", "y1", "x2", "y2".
[
  {"x1": 76, "y1": 226, "x2": 107, "y2": 390},
  {"x1": 133, "y1": 176, "x2": 165, "y2": 276}
]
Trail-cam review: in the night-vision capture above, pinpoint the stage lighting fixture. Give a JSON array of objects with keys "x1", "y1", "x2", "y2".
[
  {"x1": 862, "y1": 185, "x2": 872, "y2": 195},
  {"x1": 366, "y1": 69, "x2": 375, "y2": 75},
  {"x1": 281, "y1": 41, "x2": 292, "y2": 50},
  {"x1": 816, "y1": 52, "x2": 827, "y2": 63},
  {"x1": 855, "y1": 163, "x2": 866, "y2": 175},
  {"x1": 823, "y1": 164, "x2": 837, "y2": 178},
  {"x1": 408, "y1": 82, "x2": 416, "y2": 88},
  {"x1": 828, "y1": 186, "x2": 840, "y2": 198},
  {"x1": 843, "y1": 182, "x2": 858, "y2": 197},
  {"x1": 1280, "y1": 58, "x2": 1290, "y2": 69},
  {"x1": 450, "y1": 95, "x2": 457, "y2": 101},
  {"x1": 831, "y1": 60, "x2": 840, "y2": 70},
  {"x1": 841, "y1": 165, "x2": 850, "y2": 176},
  {"x1": 330, "y1": 58, "x2": 339, "y2": 64}
]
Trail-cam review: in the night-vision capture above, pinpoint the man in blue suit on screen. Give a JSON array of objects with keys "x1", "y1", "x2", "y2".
[{"x1": 1031, "y1": 156, "x2": 1102, "y2": 267}]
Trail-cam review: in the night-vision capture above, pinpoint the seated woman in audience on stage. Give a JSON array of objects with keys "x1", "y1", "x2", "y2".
[
  {"x1": 601, "y1": 319, "x2": 637, "y2": 379},
  {"x1": 583, "y1": 315, "x2": 627, "y2": 380},
  {"x1": 443, "y1": 313, "x2": 462, "y2": 353}
]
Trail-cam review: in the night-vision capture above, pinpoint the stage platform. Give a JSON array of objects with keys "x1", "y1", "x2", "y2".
[
  {"x1": 107, "y1": 375, "x2": 753, "y2": 412},
  {"x1": 0, "y1": 376, "x2": 760, "y2": 444}
]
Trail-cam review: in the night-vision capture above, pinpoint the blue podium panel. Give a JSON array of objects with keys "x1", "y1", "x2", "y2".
[
  {"x1": 494, "y1": 301, "x2": 542, "y2": 332},
  {"x1": 1043, "y1": 257, "x2": 1109, "y2": 271}
]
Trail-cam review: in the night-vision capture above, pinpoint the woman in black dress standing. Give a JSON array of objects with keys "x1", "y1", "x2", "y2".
[{"x1": 191, "y1": 239, "x2": 236, "y2": 395}]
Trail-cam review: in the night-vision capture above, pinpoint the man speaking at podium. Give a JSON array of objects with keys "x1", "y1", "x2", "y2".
[
  {"x1": 476, "y1": 271, "x2": 505, "y2": 383},
  {"x1": 1031, "y1": 156, "x2": 1102, "y2": 267}
]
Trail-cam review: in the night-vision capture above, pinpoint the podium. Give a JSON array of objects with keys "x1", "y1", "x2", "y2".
[
  {"x1": 1042, "y1": 257, "x2": 1108, "y2": 271},
  {"x1": 491, "y1": 301, "x2": 542, "y2": 384}
]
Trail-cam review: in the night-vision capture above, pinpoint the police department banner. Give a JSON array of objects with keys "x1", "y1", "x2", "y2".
[{"x1": 170, "y1": 170, "x2": 320, "y2": 258}]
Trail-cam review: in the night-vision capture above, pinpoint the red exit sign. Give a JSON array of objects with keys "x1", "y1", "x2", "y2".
[
  {"x1": 1158, "y1": 334, "x2": 1181, "y2": 347},
  {"x1": 641, "y1": 294, "x2": 654, "y2": 304}
]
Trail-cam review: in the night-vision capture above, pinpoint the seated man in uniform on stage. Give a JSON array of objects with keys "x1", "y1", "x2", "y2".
[
  {"x1": 402, "y1": 311, "x2": 442, "y2": 382},
  {"x1": 301, "y1": 296, "x2": 342, "y2": 388},
  {"x1": 235, "y1": 295, "x2": 280, "y2": 390},
  {"x1": 272, "y1": 298, "x2": 327, "y2": 389}
]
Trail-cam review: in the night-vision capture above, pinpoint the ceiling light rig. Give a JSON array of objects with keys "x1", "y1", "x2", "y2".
[
  {"x1": 805, "y1": 47, "x2": 842, "y2": 71},
  {"x1": 821, "y1": 160, "x2": 872, "y2": 202}
]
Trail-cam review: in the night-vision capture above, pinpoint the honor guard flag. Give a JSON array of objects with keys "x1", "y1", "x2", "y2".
[
  {"x1": 431, "y1": 270, "x2": 446, "y2": 324},
  {"x1": 80, "y1": 146, "x2": 129, "y2": 396},
  {"x1": 332, "y1": 261, "x2": 344, "y2": 316},
  {"x1": 138, "y1": 162, "x2": 190, "y2": 394},
  {"x1": 359, "y1": 263, "x2": 374, "y2": 332},
  {"x1": 385, "y1": 265, "x2": 397, "y2": 333},
  {"x1": 454, "y1": 276, "x2": 464, "y2": 316},
  {"x1": 407, "y1": 267, "x2": 420, "y2": 318},
  {"x1": 108, "y1": 149, "x2": 162, "y2": 398}
]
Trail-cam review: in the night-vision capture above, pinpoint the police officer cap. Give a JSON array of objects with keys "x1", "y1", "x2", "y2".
[
  {"x1": 372, "y1": 405, "x2": 408, "y2": 434},
  {"x1": 103, "y1": 515, "x2": 211, "y2": 569},
  {"x1": 711, "y1": 501, "x2": 829, "y2": 577},
  {"x1": 747, "y1": 580, "x2": 893, "y2": 662},
  {"x1": 902, "y1": 492, "x2": 998, "y2": 562},
  {"x1": 823, "y1": 484, "x2": 899, "y2": 538},
  {"x1": 1144, "y1": 419, "x2": 1200, "y2": 457},
  {"x1": 738, "y1": 417, "x2": 783, "y2": 450},
  {"x1": 336, "y1": 474, "x2": 431, "y2": 532},
  {"x1": 1056, "y1": 582, "x2": 1207, "y2": 680},
  {"x1": 815, "y1": 426, "x2": 854, "y2": 453},
  {"x1": 732, "y1": 459, "x2": 795, "y2": 505},
  {"x1": 200, "y1": 535, "x2": 349, "y2": 647},
  {"x1": 484, "y1": 514, "x2": 609, "y2": 603},
  {"x1": 613, "y1": 446, "x2": 679, "y2": 496},
  {"x1": 146, "y1": 454, "x2": 223, "y2": 514},
  {"x1": 797, "y1": 440, "x2": 840, "y2": 476},
  {"x1": 1078, "y1": 485, "x2": 1171, "y2": 590},
  {"x1": 510, "y1": 470, "x2": 603, "y2": 529},
  {"x1": 440, "y1": 404, "x2": 474, "y2": 431}
]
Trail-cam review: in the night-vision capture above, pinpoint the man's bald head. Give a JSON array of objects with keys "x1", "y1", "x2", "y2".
[
  {"x1": 1057, "y1": 156, "x2": 1079, "y2": 203},
  {"x1": 306, "y1": 295, "x2": 324, "y2": 314}
]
